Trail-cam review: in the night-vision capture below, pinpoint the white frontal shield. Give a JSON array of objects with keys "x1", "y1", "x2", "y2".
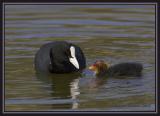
[{"x1": 69, "y1": 46, "x2": 79, "y2": 69}]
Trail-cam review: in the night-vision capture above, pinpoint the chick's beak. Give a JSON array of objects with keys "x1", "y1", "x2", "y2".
[{"x1": 88, "y1": 65, "x2": 96, "y2": 71}]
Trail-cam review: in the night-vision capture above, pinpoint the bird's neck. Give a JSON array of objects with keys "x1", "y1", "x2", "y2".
[{"x1": 95, "y1": 68, "x2": 108, "y2": 77}]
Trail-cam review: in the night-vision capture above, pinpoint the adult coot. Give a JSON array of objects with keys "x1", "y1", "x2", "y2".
[
  {"x1": 89, "y1": 60, "x2": 143, "y2": 77},
  {"x1": 35, "y1": 41, "x2": 86, "y2": 73}
]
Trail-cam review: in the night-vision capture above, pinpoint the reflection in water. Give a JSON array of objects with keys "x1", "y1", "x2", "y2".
[
  {"x1": 78, "y1": 77, "x2": 107, "y2": 90},
  {"x1": 36, "y1": 72, "x2": 82, "y2": 109},
  {"x1": 35, "y1": 70, "x2": 108, "y2": 109},
  {"x1": 70, "y1": 78, "x2": 80, "y2": 109}
]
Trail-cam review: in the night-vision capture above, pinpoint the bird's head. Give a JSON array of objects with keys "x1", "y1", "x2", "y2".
[{"x1": 89, "y1": 60, "x2": 109, "y2": 75}]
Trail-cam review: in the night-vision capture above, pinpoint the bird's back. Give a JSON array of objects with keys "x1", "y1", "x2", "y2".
[{"x1": 106, "y1": 62, "x2": 143, "y2": 77}]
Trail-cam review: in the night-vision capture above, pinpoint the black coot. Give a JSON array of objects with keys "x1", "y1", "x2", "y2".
[{"x1": 34, "y1": 41, "x2": 86, "y2": 73}]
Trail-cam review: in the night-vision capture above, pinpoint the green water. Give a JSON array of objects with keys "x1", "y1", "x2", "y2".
[{"x1": 5, "y1": 5, "x2": 155, "y2": 111}]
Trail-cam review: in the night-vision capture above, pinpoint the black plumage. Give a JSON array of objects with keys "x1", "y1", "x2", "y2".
[
  {"x1": 34, "y1": 41, "x2": 86, "y2": 73},
  {"x1": 106, "y1": 62, "x2": 143, "y2": 77}
]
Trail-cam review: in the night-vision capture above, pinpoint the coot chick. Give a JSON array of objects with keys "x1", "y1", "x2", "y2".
[
  {"x1": 89, "y1": 60, "x2": 143, "y2": 77},
  {"x1": 35, "y1": 41, "x2": 86, "y2": 73}
]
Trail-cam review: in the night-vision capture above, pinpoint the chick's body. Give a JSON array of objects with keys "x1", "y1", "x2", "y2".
[
  {"x1": 106, "y1": 62, "x2": 143, "y2": 77},
  {"x1": 89, "y1": 60, "x2": 143, "y2": 78}
]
